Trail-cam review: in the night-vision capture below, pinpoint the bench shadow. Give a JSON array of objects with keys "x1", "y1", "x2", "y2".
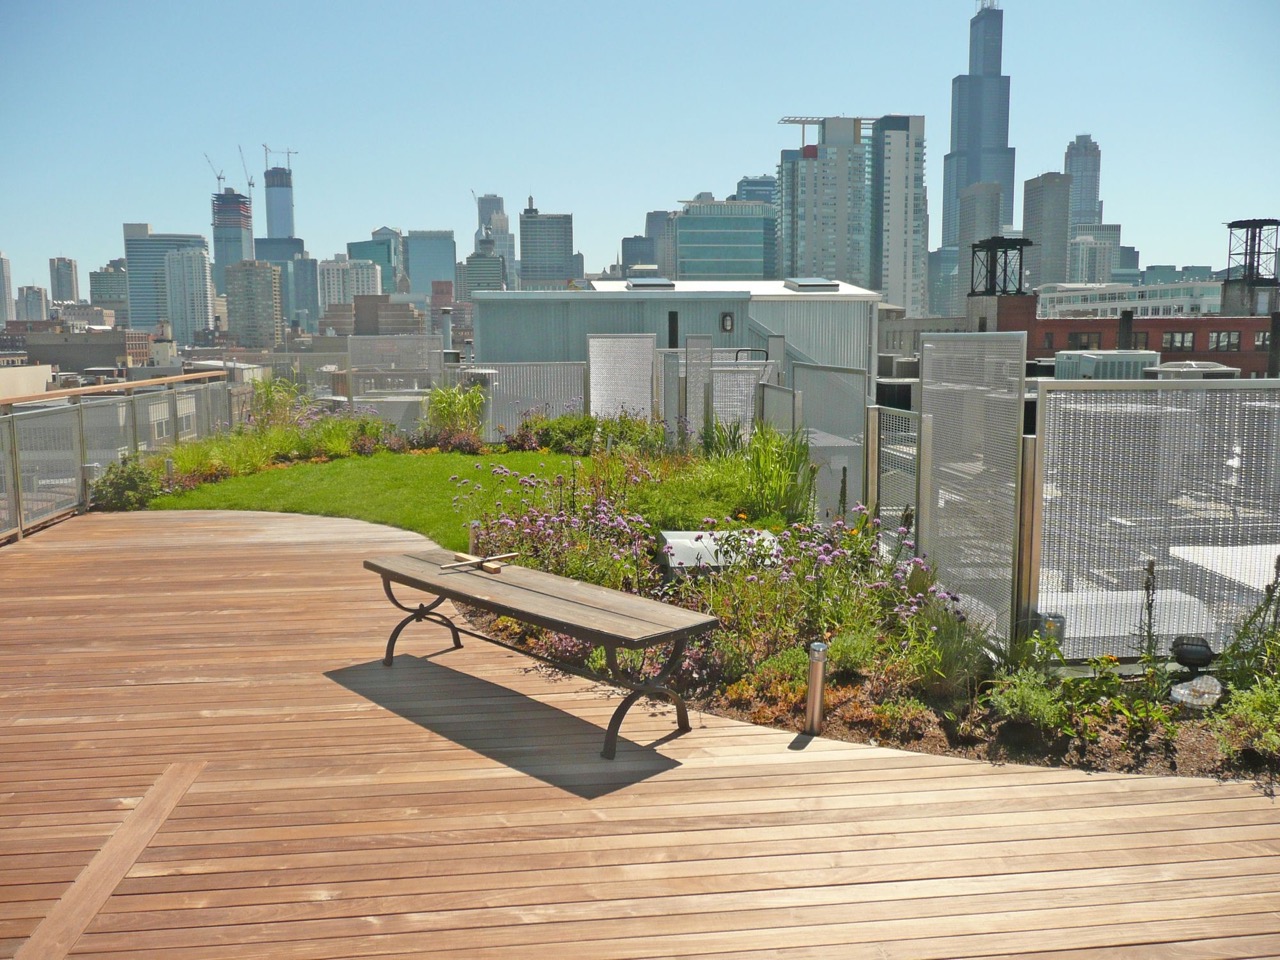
[{"x1": 326, "y1": 649, "x2": 681, "y2": 800}]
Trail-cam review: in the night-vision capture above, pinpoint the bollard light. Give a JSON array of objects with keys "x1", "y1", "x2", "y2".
[{"x1": 804, "y1": 642, "x2": 828, "y2": 736}]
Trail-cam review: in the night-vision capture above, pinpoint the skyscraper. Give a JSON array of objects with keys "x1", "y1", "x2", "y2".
[
  {"x1": 318, "y1": 254, "x2": 381, "y2": 315},
  {"x1": 49, "y1": 257, "x2": 79, "y2": 302},
  {"x1": 348, "y1": 228, "x2": 404, "y2": 295},
  {"x1": 734, "y1": 175, "x2": 777, "y2": 203},
  {"x1": 1064, "y1": 134, "x2": 1103, "y2": 230},
  {"x1": 211, "y1": 188, "x2": 253, "y2": 295},
  {"x1": 475, "y1": 194, "x2": 517, "y2": 289},
  {"x1": 519, "y1": 197, "x2": 574, "y2": 290},
  {"x1": 404, "y1": 231, "x2": 457, "y2": 294},
  {"x1": 459, "y1": 229, "x2": 507, "y2": 301},
  {"x1": 123, "y1": 223, "x2": 207, "y2": 332},
  {"x1": 0, "y1": 253, "x2": 13, "y2": 327},
  {"x1": 871, "y1": 115, "x2": 929, "y2": 315},
  {"x1": 1022, "y1": 173, "x2": 1071, "y2": 288},
  {"x1": 941, "y1": 1, "x2": 1016, "y2": 247},
  {"x1": 225, "y1": 260, "x2": 282, "y2": 349},
  {"x1": 89, "y1": 258, "x2": 128, "y2": 328},
  {"x1": 957, "y1": 182, "x2": 1003, "y2": 266},
  {"x1": 16, "y1": 286, "x2": 49, "y2": 325},
  {"x1": 164, "y1": 247, "x2": 214, "y2": 344},
  {"x1": 672, "y1": 198, "x2": 776, "y2": 280},
  {"x1": 264, "y1": 166, "x2": 295, "y2": 239}
]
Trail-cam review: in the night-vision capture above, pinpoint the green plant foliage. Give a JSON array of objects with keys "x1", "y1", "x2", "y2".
[
  {"x1": 1213, "y1": 676, "x2": 1280, "y2": 763},
  {"x1": 90, "y1": 457, "x2": 162, "y2": 511},
  {"x1": 535, "y1": 413, "x2": 597, "y2": 454},
  {"x1": 1215, "y1": 555, "x2": 1280, "y2": 691},
  {"x1": 425, "y1": 384, "x2": 485, "y2": 435},
  {"x1": 986, "y1": 667, "x2": 1069, "y2": 734},
  {"x1": 743, "y1": 424, "x2": 816, "y2": 524}
]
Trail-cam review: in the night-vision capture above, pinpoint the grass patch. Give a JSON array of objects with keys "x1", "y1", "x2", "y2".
[{"x1": 151, "y1": 450, "x2": 576, "y2": 551}]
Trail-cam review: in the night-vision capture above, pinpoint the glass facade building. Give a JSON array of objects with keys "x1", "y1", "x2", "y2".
[
  {"x1": 404, "y1": 231, "x2": 457, "y2": 294},
  {"x1": 673, "y1": 200, "x2": 776, "y2": 280}
]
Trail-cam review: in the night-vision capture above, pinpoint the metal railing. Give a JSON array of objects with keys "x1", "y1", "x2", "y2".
[{"x1": 1, "y1": 373, "x2": 235, "y2": 542}]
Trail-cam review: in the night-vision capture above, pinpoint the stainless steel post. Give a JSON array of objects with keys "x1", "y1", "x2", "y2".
[{"x1": 804, "y1": 642, "x2": 828, "y2": 736}]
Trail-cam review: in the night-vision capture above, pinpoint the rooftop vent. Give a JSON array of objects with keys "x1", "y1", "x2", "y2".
[
  {"x1": 784, "y1": 277, "x2": 840, "y2": 292},
  {"x1": 1143, "y1": 361, "x2": 1241, "y2": 380},
  {"x1": 625, "y1": 277, "x2": 676, "y2": 290}
]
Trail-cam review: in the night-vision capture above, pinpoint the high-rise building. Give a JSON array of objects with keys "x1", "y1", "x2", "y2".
[
  {"x1": 871, "y1": 115, "x2": 929, "y2": 315},
  {"x1": 211, "y1": 188, "x2": 253, "y2": 295},
  {"x1": 264, "y1": 166, "x2": 295, "y2": 239},
  {"x1": 519, "y1": 197, "x2": 574, "y2": 290},
  {"x1": 458, "y1": 230, "x2": 507, "y2": 301},
  {"x1": 957, "y1": 182, "x2": 1003, "y2": 266},
  {"x1": 123, "y1": 223, "x2": 207, "y2": 332},
  {"x1": 1068, "y1": 222, "x2": 1123, "y2": 283},
  {"x1": 672, "y1": 198, "x2": 776, "y2": 280},
  {"x1": 348, "y1": 228, "x2": 404, "y2": 295},
  {"x1": 89, "y1": 258, "x2": 128, "y2": 328},
  {"x1": 318, "y1": 254, "x2": 381, "y2": 316},
  {"x1": 777, "y1": 116, "x2": 874, "y2": 286},
  {"x1": 734, "y1": 175, "x2": 776, "y2": 203},
  {"x1": 1022, "y1": 172, "x2": 1072, "y2": 288},
  {"x1": 1064, "y1": 134, "x2": 1103, "y2": 230},
  {"x1": 164, "y1": 247, "x2": 214, "y2": 345},
  {"x1": 620, "y1": 235, "x2": 656, "y2": 274},
  {"x1": 941, "y1": 1, "x2": 1016, "y2": 247},
  {"x1": 225, "y1": 260, "x2": 282, "y2": 349},
  {"x1": 0, "y1": 253, "x2": 12, "y2": 327},
  {"x1": 16, "y1": 286, "x2": 49, "y2": 324},
  {"x1": 646, "y1": 211, "x2": 677, "y2": 278},
  {"x1": 474, "y1": 194, "x2": 517, "y2": 289},
  {"x1": 404, "y1": 231, "x2": 457, "y2": 294},
  {"x1": 49, "y1": 257, "x2": 79, "y2": 302}
]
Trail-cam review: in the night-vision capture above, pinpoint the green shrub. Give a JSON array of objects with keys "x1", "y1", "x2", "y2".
[
  {"x1": 536, "y1": 413, "x2": 597, "y2": 454},
  {"x1": 1213, "y1": 677, "x2": 1280, "y2": 763},
  {"x1": 743, "y1": 424, "x2": 815, "y2": 524},
  {"x1": 425, "y1": 384, "x2": 485, "y2": 436},
  {"x1": 1215, "y1": 557, "x2": 1280, "y2": 692},
  {"x1": 986, "y1": 667, "x2": 1069, "y2": 733},
  {"x1": 91, "y1": 457, "x2": 162, "y2": 511}
]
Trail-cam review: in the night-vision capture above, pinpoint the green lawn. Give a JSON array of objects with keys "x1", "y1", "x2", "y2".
[{"x1": 150, "y1": 450, "x2": 576, "y2": 551}]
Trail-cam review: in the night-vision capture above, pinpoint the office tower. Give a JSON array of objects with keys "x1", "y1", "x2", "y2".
[
  {"x1": 734, "y1": 175, "x2": 776, "y2": 203},
  {"x1": 621, "y1": 235, "x2": 656, "y2": 274},
  {"x1": 123, "y1": 223, "x2": 207, "y2": 332},
  {"x1": 211, "y1": 188, "x2": 253, "y2": 295},
  {"x1": 49, "y1": 257, "x2": 79, "y2": 302},
  {"x1": 348, "y1": 228, "x2": 403, "y2": 295},
  {"x1": 89, "y1": 258, "x2": 128, "y2": 327},
  {"x1": 941, "y1": 1, "x2": 1016, "y2": 247},
  {"x1": 1068, "y1": 223, "x2": 1122, "y2": 283},
  {"x1": 291, "y1": 257, "x2": 320, "y2": 333},
  {"x1": 16, "y1": 286, "x2": 50, "y2": 324},
  {"x1": 225, "y1": 260, "x2": 282, "y2": 349},
  {"x1": 519, "y1": 197, "x2": 574, "y2": 290},
  {"x1": 318, "y1": 254, "x2": 381, "y2": 315},
  {"x1": 458, "y1": 230, "x2": 507, "y2": 301},
  {"x1": 672, "y1": 198, "x2": 776, "y2": 280},
  {"x1": 871, "y1": 115, "x2": 928, "y2": 315},
  {"x1": 0, "y1": 252, "x2": 12, "y2": 326},
  {"x1": 264, "y1": 166, "x2": 295, "y2": 239},
  {"x1": 777, "y1": 116, "x2": 874, "y2": 287},
  {"x1": 474, "y1": 194, "x2": 517, "y2": 288},
  {"x1": 164, "y1": 248, "x2": 214, "y2": 345},
  {"x1": 1064, "y1": 134, "x2": 1102, "y2": 230},
  {"x1": 1022, "y1": 172, "x2": 1071, "y2": 288},
  {"x1": 254, "y1": 237, "x2": 305, "y2": 329},
  {"x1": 646, "y1": 211, "x2": 676, "y2": 278},
  {"x1": 404, "y1": 230, "x2": 457, "y2": 294},
  {"x1": 958, "y1": 182, "x2": 1003, "y2": 262}
]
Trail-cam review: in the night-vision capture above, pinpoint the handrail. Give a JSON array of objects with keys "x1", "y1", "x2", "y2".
[{"x1": 1, "y1": 371, "x2": 228, "y2": 409}]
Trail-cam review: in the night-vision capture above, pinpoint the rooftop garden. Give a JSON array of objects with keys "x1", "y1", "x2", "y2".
[{"x1": 97, "y1": 380, "x2": 1280, "y2": 780}]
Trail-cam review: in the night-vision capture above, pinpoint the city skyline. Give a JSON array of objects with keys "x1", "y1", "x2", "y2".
[{"x1": 2, "y1": 0, "x2": 1277, "y2": 296}]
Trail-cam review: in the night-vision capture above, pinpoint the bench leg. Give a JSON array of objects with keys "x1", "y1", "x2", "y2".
[
  {"x1": 600, "y1": 636, "x2": 692, "y2": 759},
  {"x1": 380, "y1": 579, "x2": 462, "y2": 665}
]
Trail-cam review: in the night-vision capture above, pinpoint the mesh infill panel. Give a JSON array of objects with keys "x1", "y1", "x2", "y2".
[
  {"x1": 1036, "y1": 382, "x2": 1280, "y2": 659},
  {"x1": 485, "y1": 363, "x2": 585, "y2": 441},
  {"x1": 0, "y1": 426, "x2": 16, "y2": 535},
  {"x1": 877, "y1": 409, "x2": 919, "y2": 556},
  {"x1": 761, "y1": 384, "x2": 796, "y2": 432},
  {"x1": 82, "y1": 397, "x2": 133, "y2": 467},
  {"x1": 709, "y1": 367, "x2": 760, "y2": 439},
  {"x1": 920, "y1": 333, "x2": 1026, "y2": 640},
  {"x1": 14, "y1": 407, "x2": 81, "y2": 527},
  {"x1": 132, "y1": 393, "x2": 174, "y2": 451},
  {"x1": 685, "y1": 336, "x2": 713, "y2": 443},
  {"x1": 792, "y1": 364, "x2": 867, "y2": 521},
  {"x1": 348, "y1": 335, "x2": 443, "y2": 375},
  {"x1": 587, "y1": 335, "x2": 655, "y2": 418}
]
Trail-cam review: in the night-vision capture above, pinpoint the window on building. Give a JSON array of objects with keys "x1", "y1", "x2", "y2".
[
  {"x1": 1257, "y1": 331, "x2": 1272, "y2": 351},
  {"x1": 1043, "y1": 332, "x2": 1054, "y2": 351},
  {"x1": 1133, "y1": 332, "x2": 1149, "y2": 349},
  {"x1": 1067, "y1": 332, "x2": 1101, "y2": 349},
  {"x1": 1163, "y1": 331, "x2": 1194, "y2": 352},
  {"x1": 1208, "y1": 331, "x2": 1240, "y2": 352}
]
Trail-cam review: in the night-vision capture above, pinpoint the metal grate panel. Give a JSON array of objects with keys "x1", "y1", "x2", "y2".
[
  {"x1": 709, "y1": 367, "x2": 761, "y2": 439},
  {"x1": 684, "y1": 336, "x2": 713, "y2": 444},
  {"x1": 877, "y1": 408, "x2": 920, "y2": 557},
  {"x1": 14, "y1": 407, "x2": 81, "y2": 527},
  {"x1": 761, "y1": 383, "x2": 797, "y2": 433},
  {"x1": 82, "y1": 397, "x2": 134, "y2": 468},
  {"x1": 0, "y1": 425, "x2": 16, "y2": 536},
  {"x1": 920, "y1": 333, "x2": 1026, "y2": 640},
  {"x1": 793, "y1": 363, "x2": 867, "y2": 522},
  {"x1": 587, "y1": 334, "x2": 655, "y2": 418},
  {"x1": 132, "y1": 393, "x2": 174, "y2": 451},
  {"x1": 1036, "y1": 381, "x2": 1280, "y2": 659}
]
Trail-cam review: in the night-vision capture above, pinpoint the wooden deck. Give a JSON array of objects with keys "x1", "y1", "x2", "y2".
[{"x1": 1, "y1": 511, "x2": 1278, "y2": 960}]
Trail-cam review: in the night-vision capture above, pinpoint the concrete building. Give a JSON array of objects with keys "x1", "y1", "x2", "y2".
[
  {"x1": 16, "y1": 287, "x2": 50, "y2": 324},
  {"x1": 404, "y1": 231, "x2": 457, "y2": 294},
  {"x1": 123, "y1": 224, "x2": 207, "y2": 333},
  {"x1": 211, "y1": 188, "x2": 253, "y2": 295},
  {"x1": 264, "y1": 166, "x2": 295, "y2": 239},
  {"x1": 620, "y1": 236, "x2": 656, "y2": 275},
  {"x1": 957, "y1": 182, "x2": 1003, "y2": 282},
  {"x1": 352, "y1": 294, "x2": 426, "y2": 336},
  {"x1": 1037, "y1": 280, "x2": 1222, "y2": 319},
  {"x1": 1022, "y1": 172, "x2": 1071, "y2": 288},
  {"x1": 253, "y1": 237, "x2": 318, "y2": 331},
  {"x1": 0, "y1": 252, "x2": 12, "y2": 327},
  {"x1": 1068, "y1": 223, "x2": 1123, "y2": 283},
  {"x1": 672, "y1": 198, "x2": 776, "y2": 281},
  {"x1": 458, "y1": 231, "x2": 507, "y2": 301},
  {"x1": 164, "y1": 247, "x2": 214, "y2": 345},
  {"x1": 519, "y1": 197, "x2": 574, "y2": 290},
  {"x1": 871, "y1": 115, "x2": 928, "y2": 316},
  {"x1": 225, "y1": 260, "x2": 282, "y2": 349},
  {"x1": 1064, "y1": 134, "x2": 1102, "y2": 230},
  {"x1": 25, "y1": 330, "x2": 152, "y2": 371},
  {"x1": 348, "y1": 229, "x2": 404, "y2": 295},
  {"x1": 318, "y1": 254, "x2": 381, "y2": 316},
  {"x1": 734, "y1": 175, "x2": 776, "y2": 202},
  {"x1": 54, "y1": 304, "x2": 116, "y2": 329},
  {"x1": 474, "y1": 194, "x2": 517, "y2": 289},
  {"x1": 48, "y1": 257, "x2": 79, "y2": 302},
  {"x1": 89, "y1": 258, "x2": 129, "y2": 327}
]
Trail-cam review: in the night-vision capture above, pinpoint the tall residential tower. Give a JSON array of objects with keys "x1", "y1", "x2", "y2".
[
  {"x1": 211, "y1": 188, "x2": 253, "y2": 295},
  {"x1": 49, "y1": 257, "x2": 79, "y2": 302},
  {"x1": 519, "y1": 197, "x2": 574, "y2": 290},
  {"x1": 1064, "y1": 134, "x2": 1103, "y2": 230}
]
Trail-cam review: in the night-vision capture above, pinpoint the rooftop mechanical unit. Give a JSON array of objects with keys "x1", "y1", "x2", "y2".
[{"x1": 1054, "y1": 350, "x2": 1159, "y2": 381}]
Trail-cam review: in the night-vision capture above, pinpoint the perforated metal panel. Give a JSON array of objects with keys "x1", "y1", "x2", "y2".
[
  {"x1": 793, "y1": 363, "x2": 867, "y2": 521},
  {"x1": 685, "y1": 336, "x2": 713, "y2": 442},
  {"x1": 660, "y1": 351, "x2": 683, "y2": 444},
  {"x1": 348, "y1": 335, "x2": 443, "y2": 377},
  {"x1": 920, "y1": 333, "x2": 1026, "y2": 640},
  {"x1": 14, "y1": 407, "x2": 81, "y2": 527},
  {"x1": 877, "y1": 408, "x2": 920, "y2": 556},
  {"x1": 587, "y1": 334, "x2": 655, "y2": 418},
  {"x1": 761, "y1": 384, "x2": 796, "y2": 433},
  {"x1": 1035, "y1": 380, "x2": 1280, "y2": 659},
  {"x1": 132, "y1": 393, "x2": 174, "y2": 451},
  {"x1": 709, "y1": 367, "x2": 761, "y2": 438},
  {"x1": 484, "y1": 363, "x2": 586, "y2": 441},
  {"x1": 0, "y1": 426, "x2": 17, "y2": 537},
  {"x1": 82, "y1": 397, "x2": 133, "y2": 467}
]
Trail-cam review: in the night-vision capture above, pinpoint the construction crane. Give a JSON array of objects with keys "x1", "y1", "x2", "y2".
[
  {"x1": 238, "y1": 145, "x2": 255, "y2": 205},
  {"x1": 263, "y1": 144, "x2": 299, "y2": 170},
  {"x1": 203, "y1": 153, "x2": 225, "y2": 190}
]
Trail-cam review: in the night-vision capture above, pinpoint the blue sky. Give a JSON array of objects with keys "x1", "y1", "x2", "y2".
[{"x1": 2, "y1": 0, "x2": 1278, "y2": 294}]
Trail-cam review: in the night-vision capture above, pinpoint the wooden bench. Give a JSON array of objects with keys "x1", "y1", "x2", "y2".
[{"x1": 363, "y1": 549, "x2": 718, "y2": 759}]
